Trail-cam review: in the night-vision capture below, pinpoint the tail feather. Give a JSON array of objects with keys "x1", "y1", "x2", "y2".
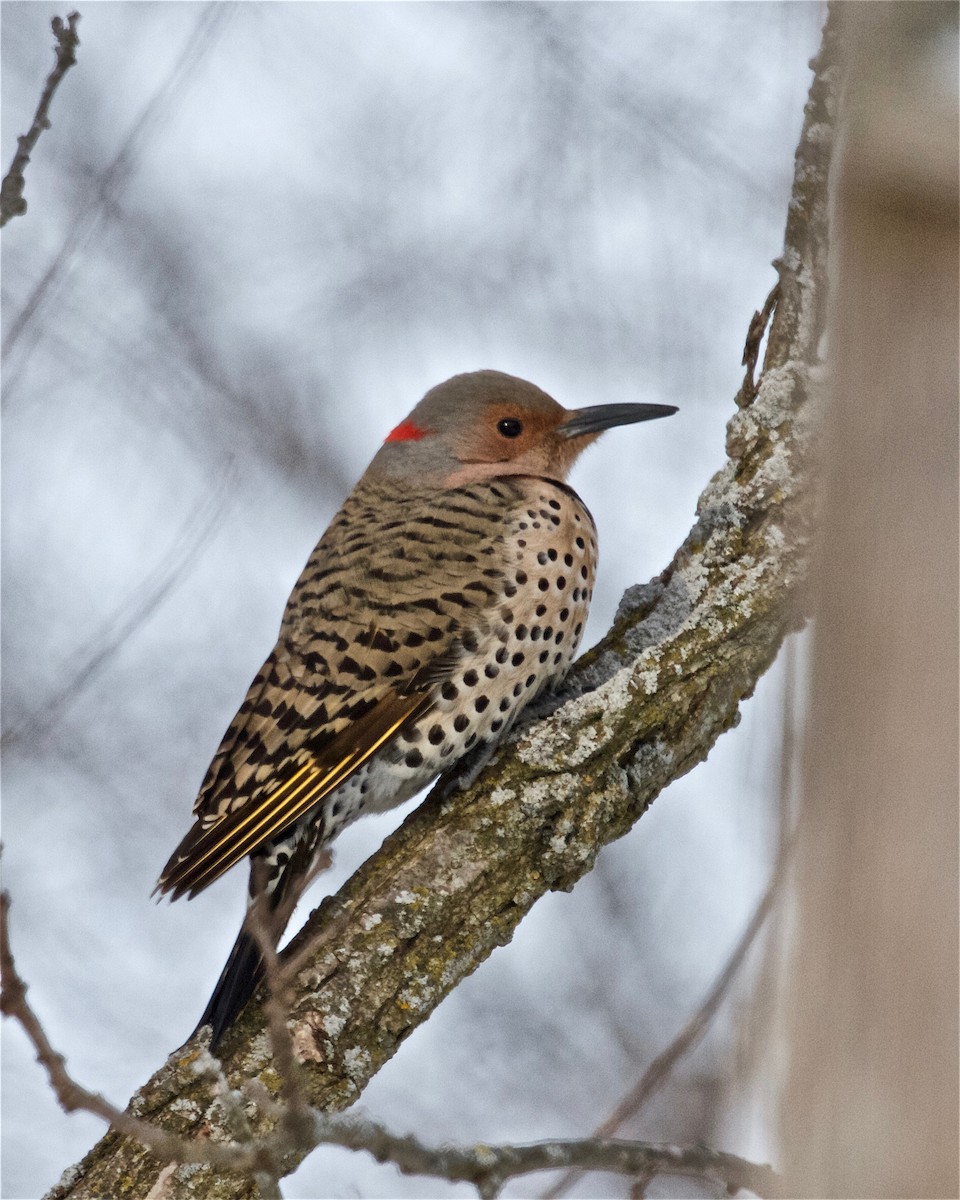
[
  {"x1": 194, "y1": 928, "x2": 265, "y2": 1051},
  {"x1": 191, "y1": 835, "x2": 320, "y2": 1051}
]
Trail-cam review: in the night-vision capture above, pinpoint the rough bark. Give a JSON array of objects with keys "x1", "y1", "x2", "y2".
[{"x1": 47, "y1": 13, "x2": 839, "y2": 1200}]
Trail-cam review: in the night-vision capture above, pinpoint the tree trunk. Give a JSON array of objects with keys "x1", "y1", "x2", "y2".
[{"x1": 780, "y1": 4, "x2": 959, "y2": 1197}]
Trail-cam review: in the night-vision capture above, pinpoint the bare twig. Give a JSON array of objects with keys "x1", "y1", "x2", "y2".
[
  {"x1": 0, "y1": 12, "x2": 80, "y2": 228},
  {"x1": 3, "y1": 883, "x2": 779, "y2": 1200},
  {"x1": 2, "y1": 3, "x2": 232, "y2": 367},
  {"x1": 307, "y1": 1110, "x2": 783, "y2": 1199},
  {"x1": 736, "y1": 280, "x2": 781, "y2": 407},
  {"x1": 1, "y1": 886, "x2": 308, "y2": 1176},
  {"x1": 244, "y1": 874, "x2": 316, "y2": 1154}
]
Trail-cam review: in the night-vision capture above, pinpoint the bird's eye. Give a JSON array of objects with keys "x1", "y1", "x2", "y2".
[{"x1": 497, "y1": 418, "x2": 523, "y2": 438}]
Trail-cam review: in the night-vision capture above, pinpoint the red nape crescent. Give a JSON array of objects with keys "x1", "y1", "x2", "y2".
[{"x1": 385, "y1": 419, "x2": 428, "y2": 443}]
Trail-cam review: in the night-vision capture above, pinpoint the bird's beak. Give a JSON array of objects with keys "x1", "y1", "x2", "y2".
[{"x1": 556, "y1": 402, "x2": 678, "y2": 440}]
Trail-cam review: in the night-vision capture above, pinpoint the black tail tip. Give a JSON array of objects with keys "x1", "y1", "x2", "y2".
[{"x1": 193, "y1": 929, "x2": 265, "y2": 1053}]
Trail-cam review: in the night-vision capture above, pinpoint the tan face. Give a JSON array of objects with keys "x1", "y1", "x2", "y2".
[{"x1": 444, "y1": 401, "x2": 594, "y2": 485}]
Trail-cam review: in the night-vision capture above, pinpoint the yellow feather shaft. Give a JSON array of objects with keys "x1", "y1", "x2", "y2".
[{"x1": 169, "y1": 699, "x2": 430, "y2": 893}]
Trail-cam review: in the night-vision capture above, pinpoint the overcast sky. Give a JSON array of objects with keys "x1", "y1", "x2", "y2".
[{"x1": 1, "y1": 4, "x2": 822, "y2": 1197}]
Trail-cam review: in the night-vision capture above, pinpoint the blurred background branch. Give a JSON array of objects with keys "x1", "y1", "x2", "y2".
[{"x1": 0, "y1": 10, "x2": 79, "y2": 228}]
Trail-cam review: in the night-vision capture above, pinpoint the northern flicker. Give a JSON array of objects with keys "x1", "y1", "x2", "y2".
[{"x1": 156, "y1": 370, "x2": 676, "y2": 1048}]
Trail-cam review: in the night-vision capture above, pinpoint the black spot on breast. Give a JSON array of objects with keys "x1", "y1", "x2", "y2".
[
  {"x1": 463, "y1": 669, "x2": 479, "y2": 687},
  {"x1": 428, "y1": 725, "x2": 444, "y2": 745},
  {"x1": 474, "y1": 696, "x2": 489, "y2": 713},
  {"x1": 557, "y1": 576, "x2": 567, "y2": 590},
  {"x1": 405, "y1": 749, "x2": 423, "y2": 769},
  {"x1": 441, "y1": 682, "x2": 459, "y2": 701},
  {"x1": 511, "y1": 652, "x2": 525, "y2": 667},
  {"x1": 454, "y1": 714, "x2": 470, "y2": 733}
]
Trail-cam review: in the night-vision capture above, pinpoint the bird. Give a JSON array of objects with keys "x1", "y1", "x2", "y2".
[{"x1": 156, "y1": 369, "x2": 676, "y2": 1049}]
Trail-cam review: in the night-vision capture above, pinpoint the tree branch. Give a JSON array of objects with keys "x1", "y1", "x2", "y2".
[
  {"x1": 3, "y1": 887, "x2": 780, "y2": 1199},
  {"x1": 0, "y1": 12, "x2": 81, "y2": 228},
  {"x1": 40, "y1": 9, "x2": 840, "y2": 1198}
]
